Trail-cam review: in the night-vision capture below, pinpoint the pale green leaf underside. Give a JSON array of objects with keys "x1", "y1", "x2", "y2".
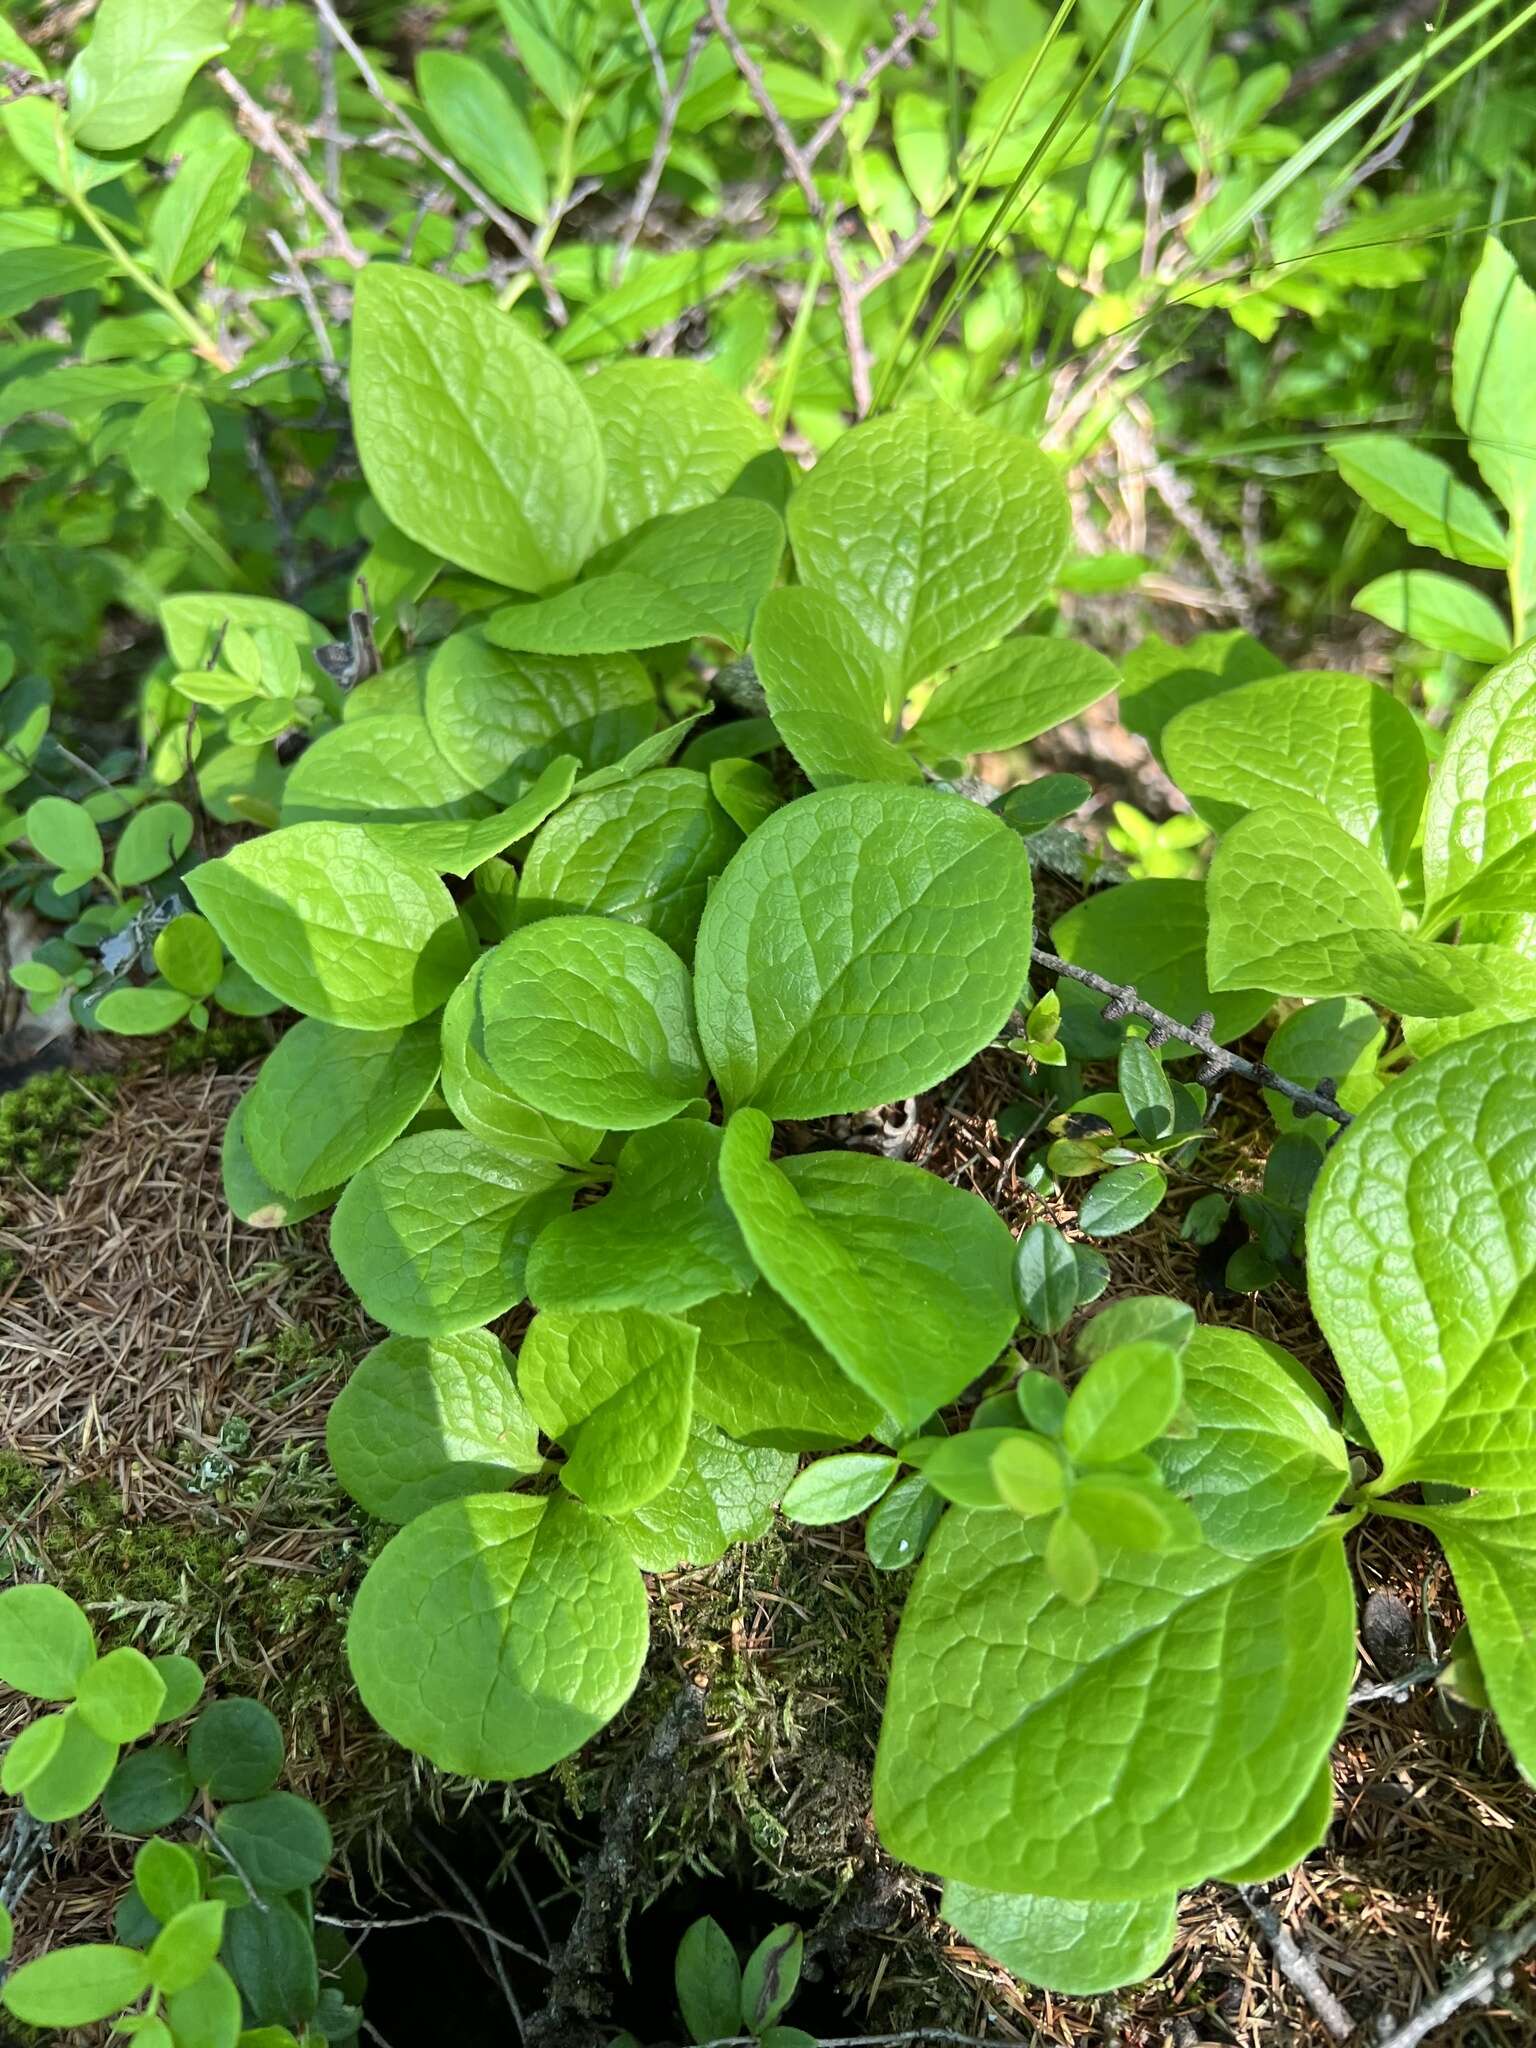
[
  {"x1": 719, "y1": 1111, "x2": 1018, "y2": 1434},
  {"x1": 326, "y1": 1329, "x2": 541, "y2": 1523},
  {"x1": 526, "y1": 1120, "x2": 756, "y2": 1315},
  {"x1": 1353, "y1": 569, "x2": 1509, "y2": 664},
  {"x1": 330, "y1": 1129, "x2": 572, "y2": 1337},
  {"x1": 1326, "y1": 433, "x2": 1508, "y2": 569},
  {"x1": 876, "y1": 1515, "x2": 1352, "y2": 1900},
  {"x1": 348, "y1": 1494, "x2": 648, "y2": 1779},
  {"x1": 908, "y1": 637, "x2": 1118, "y2": 760},
  {"x1": 1213, "y1": 1759, "x2": 1335, "y2": 1884},
  {"x1": 943, "y1": 1882, "x2": 1176, "y2": 1996},
  {"x1": 695, "y1": 784, "x2": 1035, "y2": 1119},
  {"x1": 1309, "y1": 1020, "x2": 1536, "y2": 1489},
  {"x1": 280, "y1": 711, "x2": 490, "y2": 827}
]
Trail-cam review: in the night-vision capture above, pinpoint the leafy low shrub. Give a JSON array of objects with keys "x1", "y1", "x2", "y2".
[
  {"x1": 0, "y1": 1583, "x2": 358, "y2": 2046},
  {"x1": 153, "y1": 283, "x2": 1536, "y2": 1996}
]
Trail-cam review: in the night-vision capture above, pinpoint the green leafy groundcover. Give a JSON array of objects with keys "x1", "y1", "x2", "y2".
[{"x1": 87, "y1": 266, "x2": 1536, "y2": 2004}]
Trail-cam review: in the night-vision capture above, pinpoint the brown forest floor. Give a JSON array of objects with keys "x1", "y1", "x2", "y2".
[{"x1": 2, "y1": 1041, "x2": 1535, "y2": 2047}]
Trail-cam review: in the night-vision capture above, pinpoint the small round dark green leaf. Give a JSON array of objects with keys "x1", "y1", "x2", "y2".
[{"x1": 187, "y1": 1697, "x2": 285, "y2": 1801}]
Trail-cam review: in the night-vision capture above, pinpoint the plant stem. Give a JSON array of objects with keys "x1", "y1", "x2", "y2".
[
  {"x1": 68, "y1": 189, "x2": 233, "y2": 371},
  {"x1": 1029, "y1": 946, "x2": 1353, "y2": 1128}
]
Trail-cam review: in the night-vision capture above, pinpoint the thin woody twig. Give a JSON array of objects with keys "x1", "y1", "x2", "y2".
[
  {"x1": 213, "y1": 65, "x2": 365, "y2": 269},
  {"x1": 1031, "y1": 947, "x2": 1352, "y2": 1128},
  {"x1": 803, "y1": 3, "x2": 937, "y2": 168},
  {"x1": 613, "y1": 11, "x2": 713, "y2": 283},
  {"x1": 316, "y1": 1906, "x2": 549, "y2": 1968},
  {"x1": 309, "y1": 0, "x2": 567, "y2": 326},
  {"x1": 1373, "y1": 1904, "x2": 1536, "y2": 2048},
  {"x1": 1240, "y1": 1885, "x2": 1355, "y2": 2042},
  {"x1": 1349, "y1": 1656, "x2": 1448, "y2": 1705}
]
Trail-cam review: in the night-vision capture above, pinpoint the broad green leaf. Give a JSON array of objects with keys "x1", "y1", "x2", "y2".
[
  {"x1": 787, "y1": 404, "x2": 1070, "y2": 684},
  {"x1": 1, "y1": 96, "x2": 122, "y2": 196},
  {"x1": 1118, "y1": 1037, "x2": 1174, "y2": 1140},
  {"x1": 1422, "y1": 644, "x2": 1536, "y2": 929},
  {"x1": 1, "y1": 1714, "x2": 66, "y2": 1795},
  {"x1": 1205, "y1": 802, "x2": 1402, "y2": 999},
  {"x1": 1077, "y1": 1164, "x2": 1167, "y2": 1238},
  {"x1": 0, "y1": 360, "x2": 167, "y2": 431},
  {"x1": 363, "y1": 755, "x2": 580, "y2": 875},
  {"x1": 102, "y1": 1746, "x2": 195, "y2": 1833},
  {"x1": 347, "y1": 1493, "x2": 648, "y2": 1778},
  {"x1": 1117, "y1": 628, "x2": 1286, "y2": 762},
  {"x1": 1, "y1": 1945, "x2": 149, "y2": 2027},
  {"x1": 148, "y1": 133, "x2": 250, "y2": 287},
  {"x1": 16, "y1": 1707, "x2": 118, "y2": 1821},
  {"x1": 187, "y1": 825, "x2": 475, "y2": 1029},
  {"x1": 1051, "y1": 879, "x2": 1273, "y2": 1048},
  {"x1": 527, "y1": 1121, "x2": 755, "y2": 1314},
  {"x1": 27, "y1": 794, "x2": 102, "y2": 873},
  {"x1": 572, "y1": 714, "x2": 706, "y2": 793},
  {"x1": 352, "y1": 264, "x2": 604, "y2": 590},
  {"x1": 187, "y1": 1698, "x2": 283, "y2": 1800},
  {"x1": 555, "y1": 241, "x2": 751, "y2": 362},
  {"x1": 718, "y1": 1110, "x2": 1018, "y2": 1434},
  {"x1": 741, "y1": 1925, "x2": 802, "y2": 2034},
  {"x1": 133, "y1": 1839, "x2": 200, "y2": 1924},
  {"x1": 586, "y1": 359, "x2": 773, "y2": 551},
  {"x1": 1076, "y1": 1297, "x2": 1196, "y2": 1364},
  {"x1": 1163, "y1": 671, "x2": 1428, "y2": 877},
  {"x1": 1453, "y1": 237, "x2": 1536, "y2": 629},
  {"x1": 74, "y1": 1646, "x2": 166, "y2": 1745},
  {"x1": 221, "y1": 1899, "x2": 317, "y2": 2033},
  {"x1": 125, "y1": 389, "x2": 211, "y2": 515},
  {"x1": 1215, "y1": 1760, "x2": 1335, "y2": 1883},
  {"x1": 151, "y1": 912, "x2": 222, "y2": 998},
  {"x1": 612, "y1": 1421, "x2": 794, "y2": 1572},
  {"x1": 1353, "y1": 569, "x2": 1509, "y2": 664},
  {"x1": 440, "y1": 956, "x2": 602, "y2": 1164},
  {"x1": 244, "y1": 1016, "x2": 441, "y2": 1200},
  {"x1": 905, "y1": 1431, "x2": 1014, "y2": 1510},
  {"x1": 1064, "y1": 1343, "x2": 1182, "y2": 1465},
  {"x1": 1013, "y1": 1221, "x2": 1080, "y2": 1335},
  {"x1": 0, "y1": 1582, "x2": 95, "y2": 1699},
  {"x1": 220, "y1": 1094, "x2": 337, "y2": 1231},
  {"x1": 1309, "y1": 1020, "x2": 1536, "y2": 1490},
  {"x1": 479, "y1": 915, "x2": 707, "y2": 1129},
  {"x1": 907, "y1": 638, "x2": 1118, "y2": 759},
  {"x1": 1154, "y1": 1328, "x2": 1348, "y2": 1556},
  {"x1": 424, "y1": 631, "x2": 654, "y2": 804},
  {"x1": 147, "y1": 1901, "x2": 226, "y2": 1996},
  {"x1": 486, "y1": 499, "x2": 783, "y2": 656},
  {"x1": 943, "y1": 1883, "x2": 1176, "y2": 1995},
  {"x1": 516, "y1": 767, "x2": 742, "y2": 959},
  {"x1": 280, "y1": 712, "x2": 489, "y2": 827},
  {"x1": 94, "y1": 985, "x2": 194, "y2": 1035},
  {"x1": 159, "y1": 592, "x2": 324, "y2": 671},
  {"x1": 781, "y1": 1452, "x2": 899, "y2": 1526},
  {"x1": 331, "y1": 1130, "x2": 571, "y2": 1337},
  {"x1": 710, "y1": 756, "x2": 781, "y2": 837},
  {"x1": 417, "y1": 50, "x2": 546, "y2": 220},
  {"x1": 1410, "y1": 1491, "x2": 1536, "y2": 1777},
  {"x1": 674, "y1": 1915, "x2": 741, "y2": 2046},
  {"x1": 519, "y1": 1307, "x2": 697, "y2": 1512},
  {"x1": 149, "y1": 1654, "x2": 202, "y2": 1722},
  {"x1": 1262, "y1": 997, "x2": 1385, "y2": 1146},
  {"x1": 696, "y1": 785, "x2": 1033, "y2": 1118},
  {"x1": 752, "y1": 587, "x2": 919, "y2": 789},
  {"x1": 867, "y1": 1472, "x2": 944, "y2": 1571},
  {"x1": 874, "y1": 1514, "x2": 1353, "y2": 1897},
  {"x1": 326, "y1": 1329, "x2": 541, "y2": 1523},
  {"x1": 0, "y1": 244, "x2": 116, "y2": 318},
  {"x1": 1401, "y1": 944, "x2": 1536, "y2": 1059},
  {"x1": 217, "y1": 1792, "x2": 331, "y2": 1891},
  {"x1": 990, "y1": 1435, "x2": 1067, "y2": 1517},
  {"x1": 688, "y1": 1283, "x2": 887, "y2": 1451},
  {"x1": 66, "y1": 0, "x2": 228, "y2": 150},
  {"x1": 1325, "y1": 433, "x2": 1508, "y2": 569},
  {"x1": 163, "y1": 1961, "x2": 242, "y2": 2048}
]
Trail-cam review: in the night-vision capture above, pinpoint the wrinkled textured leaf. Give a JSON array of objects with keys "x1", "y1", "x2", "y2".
[
  {"x1": 875, "y1": 1512, "x2": 1353, "y2": 1896},
  {"x1": 586, "y1": 359, "x2": 772, "y2": 551},
  {"x1": 1326, "y1": 433, "x2": 1508, "y2": 569},
  {"x1": 689, "y1": 1282, "x2": 887, "y2": 1451},
  {"x1": 519, "y1": 1307, "x2": 697, "y2": 1512},
  {"x1": 943, "y1": 1883, "x2": 1176, "y2": 1995},
  {"x1": 348, "y1": 1494, "x2": 649, "y2": 1778},
  {"x1": 1353, "y1": 569, "x2": 1509, "y2": 663},
  {"x1": 613, "y1": 1421, "x2": 794, "y2": 1573},
  {"x1": 67, "y1": 0, "x2": 227, "y2": 150},
  {"x1": 1422, "y1": 643, "x2": 1536, "y2": 929},
  {"x1": 1052, "y1": 879, "x2": 1272, "y2": 1047},
  {"x1": 752, "y1": 586, "x2": 919, "y2": 788},
  {"x1": 908, "y1": 638, "x2": 1118, "y2": 759},
  {"x1": 696, "y1": 785, "x2": 1033, "y2": 1118},
  {"x1": 244, "y1": 1016, "x2": 441, "y2": 1199}
]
